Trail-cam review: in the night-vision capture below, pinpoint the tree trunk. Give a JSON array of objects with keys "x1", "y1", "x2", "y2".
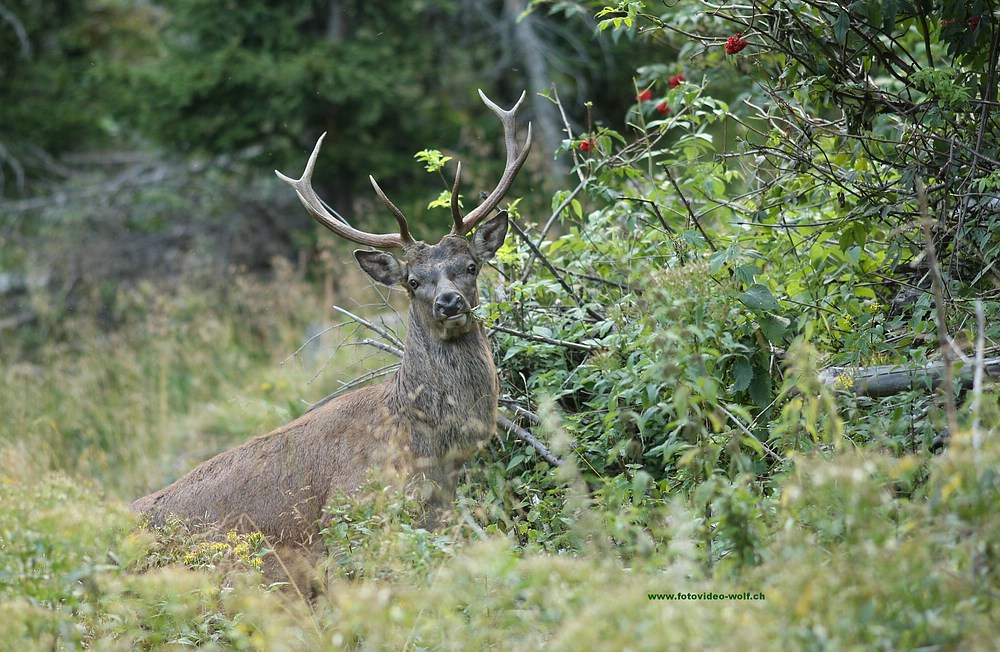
[{"x1": 503, "y1": 0, "x2": 568, "y2": 178}]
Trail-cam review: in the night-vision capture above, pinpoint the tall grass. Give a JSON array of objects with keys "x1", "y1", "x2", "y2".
[{"x1": 0, "y1": 261, "x2": 380, "y2": 497}]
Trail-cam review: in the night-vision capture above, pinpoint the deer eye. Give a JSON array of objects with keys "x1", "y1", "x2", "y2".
[
  {"x1": 408, "y1": 278, "x2": 420, "y2": 290},
  {"x1": 466, "y1": 264, "x2": 477, "y2": 275}
]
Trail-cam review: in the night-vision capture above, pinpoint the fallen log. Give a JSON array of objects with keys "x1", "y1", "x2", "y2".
[{"x1": 818, "y1": 357, "x2": 1000, "y2": 398}]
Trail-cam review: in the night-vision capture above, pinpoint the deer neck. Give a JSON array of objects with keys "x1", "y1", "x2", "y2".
[{"x1": 392, "y1": 309, "x2": 498, "y2": 453}]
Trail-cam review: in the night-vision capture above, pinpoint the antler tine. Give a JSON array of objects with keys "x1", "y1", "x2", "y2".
[
  {"x1": 368, "y1": 176, "x2": 417, "y2": 248},
  {"x1": 450, "y1": 161, "x2": 464, "y2": 233},
  {"x1": 275, "y1": 134, "x2": 410, "y2": 250},
  {"x1": 452, "y1": 89, "x2": 533, "y2": 236}
]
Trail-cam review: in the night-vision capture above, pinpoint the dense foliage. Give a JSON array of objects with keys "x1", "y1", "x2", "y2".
[{"x1": 2, "y1": 0, "x2": 999, "y2": 649}]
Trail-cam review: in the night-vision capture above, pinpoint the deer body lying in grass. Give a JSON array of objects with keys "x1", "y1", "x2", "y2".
[{"x1": 131, "y1": 91, "x2": 531, "y2": 584}]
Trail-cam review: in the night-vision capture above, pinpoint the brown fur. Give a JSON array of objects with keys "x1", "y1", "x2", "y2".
[{"x1": 132, "y1": 220, "x2": 509, "y2": 591}]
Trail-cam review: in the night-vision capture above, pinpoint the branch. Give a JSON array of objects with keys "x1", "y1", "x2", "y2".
[
  {"x1": 489, "y1": 323, "x2": 595, "y2": 352},
  {"x1": 662, "y1": 165, "x2": 717, "y2": 252},
  {"x1": 919, "y1": 179, "x2": 959, "y2": 436},
  {"x1": 818, "y1": 357, "x2": 1000, "y2": 398},
  {"x1": 507, "y1": 219, "x2": 604, "y2": 321},
  {"x1": 497, "y1": 414, "x2": 563, "y2": 467},
  {"x1": 519, "y1": 178, "x2": 587, "y2": 283},
  {"x1": 717, "y1": 404, "x2": 783, "y2": 464},
  {"x1": 971, "y1": 301, "x2": 987, "y2": 450},
  {"x1": 500, "y1": 398, "x2": 541, "y2": 425},
  {"x1": 330, "y1": 305, "x2": 404, "y2": 350},
  {"x1": 0, "y1": 2, "x2": 31, "y2": 59}
]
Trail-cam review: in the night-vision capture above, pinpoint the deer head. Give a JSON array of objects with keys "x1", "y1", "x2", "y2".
[{"x1": 275, "y1": 90, "x2": 531, "y2": 314}]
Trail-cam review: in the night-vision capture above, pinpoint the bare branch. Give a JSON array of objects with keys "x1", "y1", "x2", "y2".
[
  {"x1": 971, "y1": 301, "x2": 986, "y2": 450},
  {"x1": 918, "y1": 179, "x2": 959, "y2": 437},
  {"x1": 500, "y1": 398, "x2": 542, "y2": 425},
  {"x1": 717, "y1": 404, "x2": 784, "y2": 464},
  {"x1": 490, "y1": 323, "x2": 595, "y2": 352},
  {"x1": 0, "y1": 2, "x2": 31, "y2": 59},
  {"x1": 497, "y1": 414, "x2": 563, "y2": 467},
  {"x1": 331, "y1": 305, "x2": 405, "y2": 350},
  {"x1": 818, "y1": 357, "x2": 1000, "y2": 397},
  {"x1": 507, "y1": 218, "x2": 604, "y2": 321}
]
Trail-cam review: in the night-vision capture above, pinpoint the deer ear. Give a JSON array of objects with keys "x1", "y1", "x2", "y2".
[
  {"x1": 354, "y1": 250, "x2": 407, "y2": 287},
  {"x1": 471, "y1": 210, "x2": 509, "y2": 262}
]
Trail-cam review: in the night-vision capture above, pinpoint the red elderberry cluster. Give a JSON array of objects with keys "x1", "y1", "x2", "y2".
[
  {"x1": 579, "y1": 138, "x2": 596, "y2": 152},
  {"x1": 636, "y1": 88, "x2": 653, "y2": 102},
  {"x1": 725, "y1": 33, "x2": 748, "y2": 54},
  {"x1": 669, "y1": 73, "x2": 685, "y2": 88},
  {"x1": 656, "y1": 102, "x2": 671, "y2": 115}
]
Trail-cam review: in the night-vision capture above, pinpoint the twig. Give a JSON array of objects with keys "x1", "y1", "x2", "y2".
[
  {"x1": 918, "y1": 179, "x2": 958, "y2": 438},
  {"x1": 507, "y1": 219, "x2": 604, "y2": 321},
  {"x1": 717, "y1": 404, "x2": 784, "y2": 464},
  {"x1": 305, "y1": 364, "x2": 401, "y2": 412},
  {"x1": 519, "y1": 178, "x2": 588, "y2": 283},
  {"x1": 550, "y1": 83, "x2": 586, "y2": 184},
  {"x1": 333, "y1": 363, "x2": 400, "y2": 391},
  {"x1": 346, "y1": 339, "x2": 404, "y2": 358},
  {"x1": 0, "y1": 2, "x2": 31, "y2": 59},
  {"x1": 330, "y1": 305, "x2": 404, "y2": 349},
  {"x1": 280, "y1": 322, "x2": 349, "y2": 366},
  {"x1": 662, "y1": 165, "x2": 718, "y2": 252},
  {"x1": 490, "y1": 323, "x2": 595, "y2": 352},
  {"x1": 497, "y1": 414, "x2": 563, "y2": 467},
  {"x1": 971, "y1": 300, "x2": 986, "y2": 450},
  {"x1": 500, "y1": 398, "x2": 542, "y2": 425}
]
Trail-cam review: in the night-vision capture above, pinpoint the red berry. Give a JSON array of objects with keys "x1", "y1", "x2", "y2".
[
  {"x1": 669, "y1": 73, "x2": 685, "y2": 88},
  {"x1": 656, "y1": 102, "x2": 670, "y2": 115},
  {"x1": 725, "y1": 33, "x2": 748, "y2": 54},
  {"x1": 579, "y1": 138, "x2": 595, "y2": 152},
  {"x1": 636, "y1": 88, "x2": 653, "y2": 102}
]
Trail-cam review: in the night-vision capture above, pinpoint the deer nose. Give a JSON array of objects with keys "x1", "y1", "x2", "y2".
[{"x1": 434, "y1": 291, "x2": 468, "y2": 318}]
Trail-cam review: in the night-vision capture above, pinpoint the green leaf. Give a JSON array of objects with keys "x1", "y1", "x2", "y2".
[
  {"x1": 741, "y1": 284, "x2": 781, "y2": 311},
  {"x1": 732, "y1": 357, "x2": 754, "y2": 392},
  {"x1": 759, "y1": 314, "x2": 790, "y2": 342},
  {"x1": 749, "y1": 366, "x2": 773, "y2": 406},
  {"x1": 834, "y1": 11, "x2": 850, "y2": 44},
  {"x1": 414, "y1": 149, "x2": 452, "y2": 173}
]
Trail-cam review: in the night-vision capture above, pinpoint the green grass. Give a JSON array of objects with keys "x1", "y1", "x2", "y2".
[
  {"x1": 1, "y1": 275, "x2": 998, "y2": 650},
  {"x1": 1, "y1": 441, "x2": 997, "y2": 650}
]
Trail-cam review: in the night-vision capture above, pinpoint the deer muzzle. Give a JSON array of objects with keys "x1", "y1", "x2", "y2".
[{"x1": 434, "y1": 290, "x2": 471, "y2": 330}]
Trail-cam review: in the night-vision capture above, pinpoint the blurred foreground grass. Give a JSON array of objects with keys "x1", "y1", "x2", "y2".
[{"x1": 1, "y1": 273, "x2": 998, "y2": 650}]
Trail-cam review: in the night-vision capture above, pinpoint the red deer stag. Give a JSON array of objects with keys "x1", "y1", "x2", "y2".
[{"x1": 132, "y1": 90, "x2": 531, "y2": 562}]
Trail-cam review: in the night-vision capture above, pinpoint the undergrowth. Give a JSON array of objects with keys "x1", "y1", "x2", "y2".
[{"x1": 1, "y1": 428, "x2": 997, "y2": 650}]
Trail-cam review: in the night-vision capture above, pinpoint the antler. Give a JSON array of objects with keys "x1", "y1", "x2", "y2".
[
  {"x1": 450, "y1": 89, "x2": 533, "y2": 237},
  {"x1": 275, "y1": 134, "x2": 416, "y2": 250},
  {"x1": 276, "y1": 89, "x2": 531, "y2": 248}
]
